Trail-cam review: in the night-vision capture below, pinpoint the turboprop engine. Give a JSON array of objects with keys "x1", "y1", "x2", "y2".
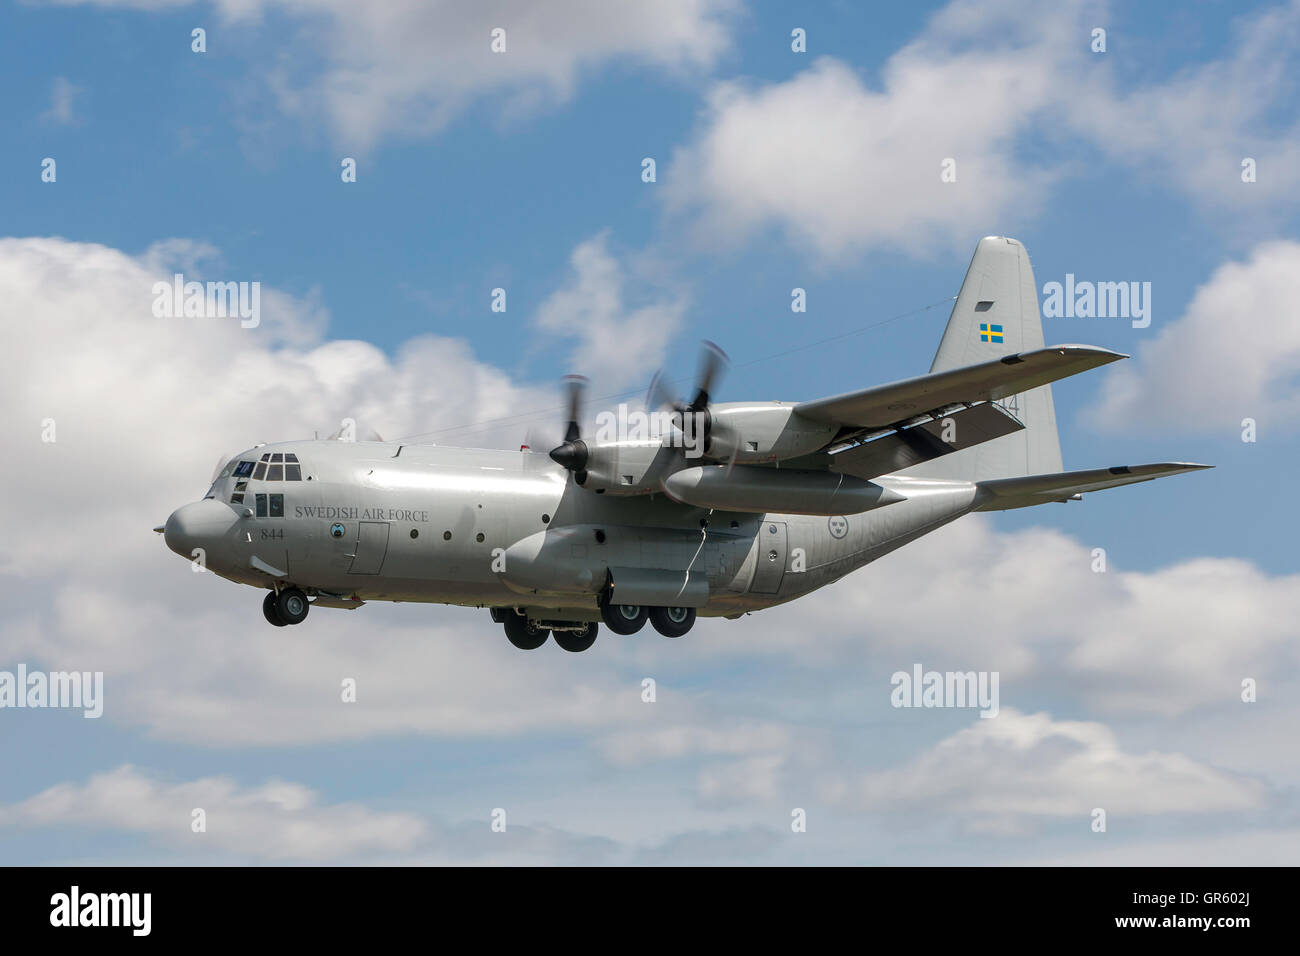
[{"x1": 548, "y1": 344, "x2": 846, "y2": 499}]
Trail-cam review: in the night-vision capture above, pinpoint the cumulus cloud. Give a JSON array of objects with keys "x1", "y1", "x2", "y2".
[
  {"x1": 665, "y1": 0, "x2": 1300, "y2": 261},
  {"x1": 0, "y1": 765, "x2": 426, "y2": 861},
  {"x1": 0, "y1": 764, "x2": 634, "y2": 864},
  {"x1": 35, "y1": 0, "x2": 739, "y2": 147},
  {"x1": 533, "y1": 232, "x2": 687, "y2": 388},
  {"x1": 702, "y1": 516, "x2": 1300, "y2": 718},
  {"x1": 825, "y1": 709, "x2": 1269, "y2": 831},
  {"x1": 1089, "y1": 240, "x2": 1300, "y2": 433}
]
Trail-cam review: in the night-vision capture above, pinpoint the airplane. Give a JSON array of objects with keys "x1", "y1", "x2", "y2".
[{"x1": 158, "y1": 236, "x2": 1209, "y2": 652}]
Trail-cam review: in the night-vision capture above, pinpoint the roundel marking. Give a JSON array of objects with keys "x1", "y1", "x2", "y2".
[
  {"x1": 330, "y1": 522, "x2": 346, "y2": 539},
  {"x1": 828, "y1": 515, "x2": 849, "y2": 539}
]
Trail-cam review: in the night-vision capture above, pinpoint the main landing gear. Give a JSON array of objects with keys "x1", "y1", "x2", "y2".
[
  {"x1": 492, "y1": 609, "x2": 600, "y2": 652},
  {"x1": 490, "y1": 602, "x2": 698, "y2": 651},
  {"x1": 601, "y1": 601, "x2": 697, "y2": 638},
  {"x1": 263, "y1": 587, "x2": 309, "y2": 627}
]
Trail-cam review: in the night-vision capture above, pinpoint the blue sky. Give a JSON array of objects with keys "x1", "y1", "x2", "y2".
[{"x1": 1, "y1": 0, "x2": 1298, "y2": 865}]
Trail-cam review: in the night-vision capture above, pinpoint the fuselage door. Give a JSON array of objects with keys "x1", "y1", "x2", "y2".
[
  {"x1": 348, "y1": 521, "x2": 391, "y2": 575},
  {"x1": 748, "y1": 521, "x2": 787, "y2": 594}
]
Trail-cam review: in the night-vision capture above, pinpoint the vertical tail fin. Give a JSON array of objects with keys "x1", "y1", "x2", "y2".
[{"x1": 906, "y1": 236, "x2": 1062, "y2": 482}]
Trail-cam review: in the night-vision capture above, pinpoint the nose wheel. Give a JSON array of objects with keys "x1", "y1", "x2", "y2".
[
  {"x1": 263, "y1": 587, "x2": 309, "y2": 627},
  {"x1": 262, "y1": 591, "x2": 287, "y2": 627}
]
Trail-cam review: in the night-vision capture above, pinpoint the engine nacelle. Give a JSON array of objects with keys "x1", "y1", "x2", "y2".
[
  {"x1": 574, "y1": 439, "x2": 680, "y2": 495},
  {"x1": 704, "y1": 403, "x2": 839, "y2": 464}
]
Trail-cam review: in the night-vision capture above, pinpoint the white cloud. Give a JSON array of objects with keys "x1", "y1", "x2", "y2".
[
  {"x1": 41, "y1": 76, "x2": 82, "y2": 125},
  {"x1": 1090, "y1": 240, "x2": 1300, "y2": 432},
  {"x1": 36, "y1": 0, "x2": 739, "y2": 147},
  {"x1": 0, "y1": 765, "x2": 426, "y2": 861},
  {"x1": 598, "y1": 721, "x2": 792, "y2": 766},
  {"x1": 665, "y1": 0, "x2": 1300, "y2": 261},
  {"x1": 826, "y1": 709, "x2": 1269, "y2": 830},
  {"x1": 533, "y1": 232, "x2": 687, "y2": 388},
  {"x1": 706, "y1": 516, "x2": 1300, "y2": 718},
  {"x1": 1016, "y1": 827, "x2": 1300, "y2": 866},
  {"x1": 664, "y1": 52, "x2": 1060, "y2": 261}
]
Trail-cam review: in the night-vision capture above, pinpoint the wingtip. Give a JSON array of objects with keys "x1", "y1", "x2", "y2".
[{"x1": 1046, "y1": 344, "x2": 1129, "y2": 361}]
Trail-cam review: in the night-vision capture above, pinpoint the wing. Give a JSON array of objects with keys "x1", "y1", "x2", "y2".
[{"x1": 795, "y1": 344, "x2": 1125, "y2": 430}]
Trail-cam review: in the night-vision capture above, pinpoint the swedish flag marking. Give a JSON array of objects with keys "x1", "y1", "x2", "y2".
[{"x1": 979, "y1": 322, "x2": 1004, "y2": 343}]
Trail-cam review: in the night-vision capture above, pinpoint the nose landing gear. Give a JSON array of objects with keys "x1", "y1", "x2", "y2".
[{"x1": 262, "y1": 587, "x2": 309, "y2": 627}]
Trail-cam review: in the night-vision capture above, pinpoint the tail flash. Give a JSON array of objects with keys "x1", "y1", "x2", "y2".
[{"x1": 909, "y1": 236, "x2": 1062, "y2": 481}]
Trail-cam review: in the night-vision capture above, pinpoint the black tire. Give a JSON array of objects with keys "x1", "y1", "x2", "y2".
[
  {"x1": 601, "y1": 602, "x2": 648, "y2": 635},
  {"x1": 553, "y1": 623, "x2": 598, "y2": 653},
  {"x1": 262, "y1": 590, "x2": 287, "y2": 627},
  {"x1": 649, "y1": 606, "x2": 695, "y2": 638},
  {"x1": 276, "y1": 587, "x2": 310, "y2": 625},
  {"x1": 503, "y1": 613, "x2": 549, "y2": 650}
]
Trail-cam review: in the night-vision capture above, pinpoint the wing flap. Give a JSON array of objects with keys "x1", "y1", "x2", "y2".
[
  {"x1": 974, "y1": 462, "x2": 1213, "y2": 511},
  {"x1": 830, "y1": 402, "x2": 1025, "y2": 480},
  {"x1": 796, "y1": 345, "x2": 1125, "y2": 430}
]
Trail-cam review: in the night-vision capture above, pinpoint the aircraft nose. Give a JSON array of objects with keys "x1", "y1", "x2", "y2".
[{"x1": 164, "y1": 499, "x2": 238, "y2": 559}]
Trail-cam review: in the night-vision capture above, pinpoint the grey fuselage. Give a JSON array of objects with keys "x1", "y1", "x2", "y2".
[{"x1": 166, "y1": 439, "x2": 981, "y2": 620}]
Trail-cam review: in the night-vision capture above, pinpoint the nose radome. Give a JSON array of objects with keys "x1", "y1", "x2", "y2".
[{"x1": 164, "y1": 499, "x2": 239, "y2": 559}]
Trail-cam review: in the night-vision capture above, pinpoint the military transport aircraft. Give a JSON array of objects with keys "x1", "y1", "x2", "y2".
[{"x1": 159, "y1": 237, "x2": 1208, "y2": 652}]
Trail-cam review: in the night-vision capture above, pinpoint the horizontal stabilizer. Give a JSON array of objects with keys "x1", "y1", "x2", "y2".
[
  {"x1": 796, "y1": 345, "x2": 1125, "y2": 430},
  {"x1": 974, "y1": 463, "x2": 1212, "y2": 511},
  {"x1": 830, "y1": 402, "x2": 1024, "y2": 480}
]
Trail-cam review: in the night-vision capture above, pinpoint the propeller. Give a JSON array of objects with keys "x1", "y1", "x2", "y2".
[
  {"x1": 687, "y1": 340, "x2": 728, "y2": 412},
  {"x1": 548, "y1": 375, "x2": 590, "y2": 483},
  {"x1": 645, "y1": 341, "x2": 730, "y2": 456}
]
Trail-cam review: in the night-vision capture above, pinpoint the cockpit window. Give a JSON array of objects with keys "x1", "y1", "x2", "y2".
[
  {"x1": 270, "y1": 453, "x2": 283, "y2": 463},
  {"x1": 253, "y1": 461, "x2": 267, "y2": 480},
  {"x1": 260, "y1": 453, "x2": 271, "y2": 462},
  {"x1": 233, "y1": 461, "x2": 255, "y2": 478},
  {"x1": 267, "y1": 464, "x2": 283, "y2": 481},
  {"x1": 285, "y1": 453, "x2": 299, "y2": 463},
  {"x1": 285, "y1": 464, "x2": 302, "y2": 481}
]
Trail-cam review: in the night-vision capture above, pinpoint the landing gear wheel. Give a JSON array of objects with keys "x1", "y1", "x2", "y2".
[
  {"x1": 262, "y1": 590, "x2": 287, "y2": 627},
  {"x1": 503, "y1": 613, "x2": 549, "y2": 650},
  {"x1": 649, "y1": 606, "x2": 696, "y2": 638},
  {"x1": 553, "y1": 622, "x2": 598, "y2": 653},
  {"x1": 275, "y1": 587, "x2": 310, "y2": 626},
  {"x1": 601, "y1": 602, "x2": 648, "y2": 635}
]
